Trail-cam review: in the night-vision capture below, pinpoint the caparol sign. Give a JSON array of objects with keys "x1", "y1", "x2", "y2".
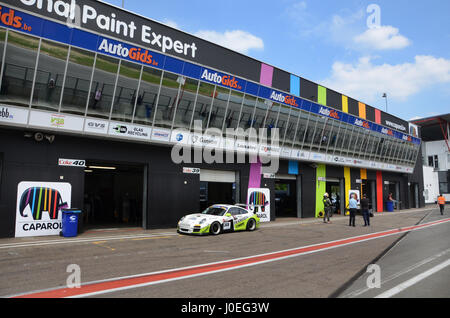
[{"x1": 15, "y1": 182, "x2": 72, "y2": 237}]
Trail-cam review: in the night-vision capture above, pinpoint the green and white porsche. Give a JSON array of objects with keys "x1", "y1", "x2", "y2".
[{"x1": 177, "y1": 204, "x2": 260, "y2": 236}]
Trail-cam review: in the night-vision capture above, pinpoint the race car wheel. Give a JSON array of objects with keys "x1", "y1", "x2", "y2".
[
  {"x1": 247, "y1": 218, "x2": 256, "y2": 231},
  {"x1": 210, "y1": 222, "x2": 221, "y2": 235}
]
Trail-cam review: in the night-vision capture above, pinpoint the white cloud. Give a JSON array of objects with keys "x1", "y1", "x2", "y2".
[
  {"x1": 322, "y1": 55, "x2": 450, "y2": 103},
  {"x1": 354, "y1": 26, "x2": 411, "y2": 50},
  {"x1": 163, "y1": 20, "x2": 179, "y2": 30},
  {"x1": 194, "y1": 30, "x2": 264, "y2": 55}
]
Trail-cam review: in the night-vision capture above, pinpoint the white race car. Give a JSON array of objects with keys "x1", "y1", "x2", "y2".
[{"x1": 177, "y1": 204, "x2": 260, "y2": 235}]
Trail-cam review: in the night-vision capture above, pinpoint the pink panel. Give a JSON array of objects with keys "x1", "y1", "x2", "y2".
[{"x1": 260, "y1": 63, "x2": 274, "y2": 87}]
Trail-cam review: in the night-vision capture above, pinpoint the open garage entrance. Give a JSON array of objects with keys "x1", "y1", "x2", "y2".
[
  {"x1": 274, "y1": 175, "x2": 298, "y2": 218},
  {"x1": 409, "y1": 183, "x2": 419, "y2": 209},
  {"x1": 387, "y1": 181, "x2": 401, "y2": 210},
  {"x1": 361, "y1": 179, "x2": 376, "y2": 211},
  {"x1": 325, "y1": 178, "x2": 345, "y2": 215},
  {"x1": 200, "y1": 169, "x2": 238, "y2": 211},
  {"x1": 83, "y1": 161, "x2": 146, "y2": 230}
]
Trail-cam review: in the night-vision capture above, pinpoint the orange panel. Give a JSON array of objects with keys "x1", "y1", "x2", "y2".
[{"x1": 359, "y1": 102, "x2": 366, "y2": 119}]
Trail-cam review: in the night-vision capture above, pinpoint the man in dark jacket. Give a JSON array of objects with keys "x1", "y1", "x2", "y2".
[
  {"x1": 323, "y1": 193, "x2": 332, "y2": 224},
  {"x1": 361, "y1": 194, "x2": 371, "y2": 226}
]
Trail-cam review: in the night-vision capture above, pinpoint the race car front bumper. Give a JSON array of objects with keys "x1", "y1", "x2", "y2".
[{"x1": 177, "y1": 223, "x2": 210, "y2": 235}]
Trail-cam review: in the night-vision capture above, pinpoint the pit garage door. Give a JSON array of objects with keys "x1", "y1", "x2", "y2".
[{"x1": 200, "y1": 170, "x2": 239, "y2": 211}]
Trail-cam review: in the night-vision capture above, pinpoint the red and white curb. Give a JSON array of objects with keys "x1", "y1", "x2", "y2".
[{"x1": 9, "y1": 218, "x2": 450, "y2": 298}]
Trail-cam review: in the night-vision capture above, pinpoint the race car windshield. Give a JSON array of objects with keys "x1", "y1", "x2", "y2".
[{"x1": 202, "y1": 207, "x2": 226, "y2": 216}]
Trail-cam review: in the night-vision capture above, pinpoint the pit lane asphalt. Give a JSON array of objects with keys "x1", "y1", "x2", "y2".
[
  {"x1": 338, "y1": 208, "x2": 450, "y2": 298},
  {"x1": 0, "y1": 207, "x2": 442, "y2": 298}
]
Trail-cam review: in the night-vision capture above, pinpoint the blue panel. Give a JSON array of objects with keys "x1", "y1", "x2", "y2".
[
  {"x1": 309, "y1": 102, "x2": 320, "y2": 115},
  {"x1": 301, "y1": 100, "x2": 312, "y2": 112},
  {"x1": 258, "y1": 86, "x2": 272, "y2": 100},
  {"x1": 163, "y1": 56, "x2": 184, "y2": 74},
  {"x1": 288, "y1": 161, "x2": 299, "y2": 175},
  {"x1": 245, "y1": 81, "x2": 259, "y2": 96},
  {"x1": 41, "y1": 20, "x2": 72, "y2": 44},
  {"x1": 182, "y1": 62, "x2": 202, "y2": 79},
  {"x1": 290, "y1": 74, "x2": 300, "y2": 96},
  {"x1": 71, "y1": 29, "x2": 99, "y2": 51}
]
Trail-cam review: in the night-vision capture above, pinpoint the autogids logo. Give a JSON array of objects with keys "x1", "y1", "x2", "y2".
[
  {"x1": 98, "y1": 38, "x2": 160, "y2": 67},
  {"x1": 0, "y1": 6, "x2": 32, "y2": 32}
]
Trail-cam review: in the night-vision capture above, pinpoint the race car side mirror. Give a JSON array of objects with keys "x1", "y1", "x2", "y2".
[{"x1": 226, "y1": 213, "x2": 232, "y2": 217}]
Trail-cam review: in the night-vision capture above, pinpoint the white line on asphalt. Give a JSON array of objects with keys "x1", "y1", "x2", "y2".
[
  {"x1": 343, "y1": 248, "x2": 450, "y2": 298},
  {"x1": 375, "y1": 259, "x2": 450, "y2": 298},
  {"x1": 0, "y1": 233, "x2": 178, "y2": 249}
]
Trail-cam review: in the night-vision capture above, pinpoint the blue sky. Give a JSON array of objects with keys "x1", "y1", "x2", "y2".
[{"x1": 103, "y1": 0, "x2": 450, "y2": 121}]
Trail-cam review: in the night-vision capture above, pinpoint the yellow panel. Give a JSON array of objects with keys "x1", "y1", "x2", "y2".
[
  {"x1": 344, "y1": 167, "x2": 351, "y2": 205},
  {"x1": 342, "y1": 95, "x2": 348, "y2": 113},
  {"x1": 360, "y1": 169, "x2": 367, "y2": 180}
]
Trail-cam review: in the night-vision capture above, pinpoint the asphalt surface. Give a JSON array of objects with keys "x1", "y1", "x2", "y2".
[
  {"x1": 339, "y1": 209, "x2": 450, "y2": 298},
  {"x1": 0, "y1": 207, "x2": 447, "y2": 298}
]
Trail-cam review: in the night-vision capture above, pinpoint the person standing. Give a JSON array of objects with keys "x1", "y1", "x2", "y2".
[
  {"x1": 437, "y1": 194, "x2": 446, "y2": 215},
  {"x1": 323, "y1": 193, "x2": 332, "y2": 224},
  {"x1": 93, "y1": 89, "x2": 102, "y2": 109},
  {"x1": 348, "y1": 193, "x2": 358, "y2": 227},
  {"x1": 361, "y1": 194, "x2": 371, "y2": 226}
]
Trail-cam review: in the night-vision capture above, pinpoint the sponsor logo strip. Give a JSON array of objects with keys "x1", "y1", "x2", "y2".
[
  {"x1": 0, "y1": 5, "x2": 419, "y2": 145},
  {"x1": 11, "y1": 218, "x2": 450, "y2": 298}
]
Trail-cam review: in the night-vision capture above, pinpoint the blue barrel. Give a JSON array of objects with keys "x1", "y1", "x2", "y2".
[
  {"x1": 386, "y1": 201, "x2": 394, "y2": 212},
  {"x1": 62, "y1": 209, "x2": 82, "y2": 237}
]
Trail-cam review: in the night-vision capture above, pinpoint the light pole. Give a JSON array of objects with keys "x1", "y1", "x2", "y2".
[{"x1": 382, "y1": 93, "x2": 388, "y2": 113}]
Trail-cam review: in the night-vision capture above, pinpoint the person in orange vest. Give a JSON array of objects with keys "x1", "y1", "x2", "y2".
[{"x1": 437, "y1": 194, "x2": 446, "y2": 215}]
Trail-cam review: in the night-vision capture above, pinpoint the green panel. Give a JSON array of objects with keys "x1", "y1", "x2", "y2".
[
  {"x1": 315, "y1": 164, "x2": 326, "y2": 217},
  {"x1": 318, "y1": 85, "x2": 327, "y2": 106}
]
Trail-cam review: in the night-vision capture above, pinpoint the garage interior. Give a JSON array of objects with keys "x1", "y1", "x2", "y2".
[
  {"x1": 83, "y1": 161, "x2": 145, "y2": 229},
  {"x1": 200, "y1": 169, "x2": 238, "y2": 211},
  {"x1": 325, "y1": 179, "x2": 343, "y2": 215},
  {"x1": 274, "y1": 175, "x2": 298, "y2": 218}
]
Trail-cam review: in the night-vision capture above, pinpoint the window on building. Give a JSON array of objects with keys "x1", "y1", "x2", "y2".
[
  {"x1": 223, "y1": 90, "x2": 244, "y2": 133},
  {"x1": 133, "y1": 66, "x2": 163, "y2": 126},
  {"x1": 251, "y1": 98, "x2": 270, "y2": 132},
  {"x1": 32, "y1": 39, "x2": 69, "y2": 111},
  {"x1": 190, "y1": 81, "x2": 215, "y2": 130},
  {"x1": 207, "y1": 85, "x2": 230, "y2": 130},
  {"x1": 87, "y1": 54, "x2": 120, "y2": 119},
  {"x1": 434, "y1": 155, "x2": 439, "y2": 169},
  {"x1": 1, "y1": 30, "x2": 40, "y2": 108},
  {"x1": 0, "y1": 28, "x2": 7, "y2": 99},
  {"x1": 237, "y1": 94, "x2": 257, "y2": 131},
  {"x1": 111, "y1": 60, "x2": 143, "y2": 123},
  {"x1": 438, "y1": 171, "x2": 449, "y2": 194},
  {"x1": 263, "y1": 102, "x2": 281, "y2": 141},
  {"x1": 338, "y1": 125, "x2": 353, "y2": 156},
  {"x1": 152, "y1": 71, "x2": 183, "y2": 129},
  {"x1": 61, "y1": 47, "x2": 96, "y2": 116},
  {"x1": 172, "y1": 77, "x2": 200, "y2": 131},
  {"x1": 284, "y1": 107, "x2": 301, "y2": 148},
  {"x1": 294, "y1": 111, "x2": 310, "y2": 149}
]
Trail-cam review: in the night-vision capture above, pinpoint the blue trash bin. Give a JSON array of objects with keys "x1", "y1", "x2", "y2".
[
  {"x1": 386, "y1": 201, "x2": 394, "y2": 212},
  {"x1": 62, "y1": 209, "x2": 82, "y2": 237}
]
